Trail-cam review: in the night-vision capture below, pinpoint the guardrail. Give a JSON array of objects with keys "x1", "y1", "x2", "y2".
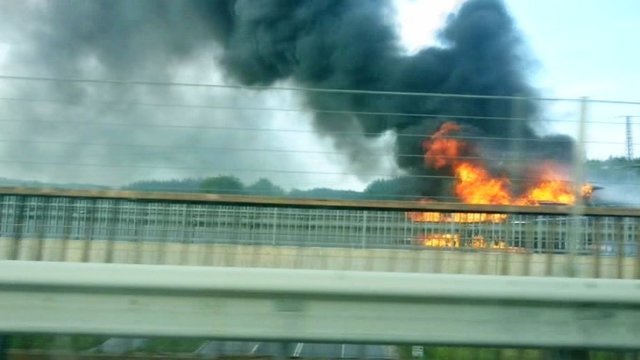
[
  {"x1": 0, "y1": 188, "x2": 639, "y2": 279},
  {"x1": 0, "y1": 261, "x2": 638, "y2": 350}
]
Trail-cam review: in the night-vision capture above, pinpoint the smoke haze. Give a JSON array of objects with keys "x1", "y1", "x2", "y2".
[{"x1": 0, "y1": 0, "x2": 575, "y2": 195}]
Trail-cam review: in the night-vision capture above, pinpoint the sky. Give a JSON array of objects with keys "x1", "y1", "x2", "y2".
[
  {"x1": 506, "y1": 0, "x2": 640, "y2": 101},
  {"x1": 395, "y1": 0, "x2": 640, "y2": 160},
  {"x1": 397, "y1": 0, "x2": 640, "y2": 102},
  {"x1": 506, "y1": 1, "x2": 640, "y2": 163},
  {"x1": 0, "y1": 0, "x2": 638, "y2": 190}
]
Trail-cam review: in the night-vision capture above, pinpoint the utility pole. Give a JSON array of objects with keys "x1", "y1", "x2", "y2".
[{"x1": 625, "y1": 116, "x2": 633, "y2": 160}]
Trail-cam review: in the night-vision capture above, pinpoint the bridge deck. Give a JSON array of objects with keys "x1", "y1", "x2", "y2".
[{"x1": 0, "y1": 187, "x2": 637, "y2": 279}]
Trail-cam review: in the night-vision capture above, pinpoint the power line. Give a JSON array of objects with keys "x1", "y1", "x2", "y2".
[
  {"x1": 0, "y1": 134, "x2": 630, "y2": 149},
  {"x1": 0, "y1": 158, "x2": 419, "y2": 178},
  {"x1": 0, "y1": 96, "x2": 534, "y2": 123},
  {"x1": 3, "y1": 74, "x2": 640, "y2": 105},
  {"x1": 0, "y1": 141, "x2": 589, "y2": 163},
  {"x1": 0, "y1": 115, "x2": 633, "y2": 146},
  {"x1": 0, "y1": 96, "x2": 635, "y2": 126},
  {"x1": 0, "y1": 157, "x2": 607, "y2": 187}
]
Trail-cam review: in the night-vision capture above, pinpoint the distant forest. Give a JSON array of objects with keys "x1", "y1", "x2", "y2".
[
  {"x1": 0, "y1": 157, "x2": 636, "y2": 203},
  {"x1": 119, "y1": 157, "x2": 639, "y2": 202},
  {"x1": 123, "y1": 175, "x2": 407, "y2": 200}
]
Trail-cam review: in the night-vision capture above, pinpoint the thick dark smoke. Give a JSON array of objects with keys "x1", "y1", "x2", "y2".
[
  {"x1": 201, "y1": 0, "x2": 574, "y2": 194},
  {"x1": 3, "y1": 0, "x2": 574, "y2": 195},
  {"x1": 207, "y1": 0, "x2": 539, "y2": 168}
]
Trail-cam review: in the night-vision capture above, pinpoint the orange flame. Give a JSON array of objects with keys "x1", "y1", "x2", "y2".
[
  {"x1": 405, "y1": 198, "x2": 508, "y2": 223},
  {"x1": 518, "y1": 179, "x2": 576, "y2": 205},
  {"x1": 424, "y1": 122, "x2": 467, "y2": 169},
  {"x1": 416, "y1": 233, "x2": 525, "y2": 252},
  {"x1": 405, "y1": 121, "x2": 596, "y2": 252},
  {"x1": 419, "y1": 233, "x2": 460, "y2": 248},
  {"x1": 406, "y1": 211, "x2": 507, "y2": 223},
  {"x1": 470, "y1": 236, "x2": 507, "y2": 249},
  {"x1": 454, "y1": 162, "x2": 512, "y2": 205},
  {"x1": 421, "y1": 121, "x2": 589, "y2": 207},
  {"x1": 516, "y1": 163, "x2": 577, "y2": 205},
  {"x1": 581, "y1": 183, "x2": 594, "y2": 199}
]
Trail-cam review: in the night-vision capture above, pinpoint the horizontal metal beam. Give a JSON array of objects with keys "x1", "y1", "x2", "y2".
[
  {"x1": 0, "y1": 261, "x2": 638, "y2": 349},
  {"x1": 0, "y1": 186, "x2": 638, "y2": 217}
]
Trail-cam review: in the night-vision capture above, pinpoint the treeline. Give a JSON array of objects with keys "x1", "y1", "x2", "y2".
[
  {"x1": 122, "y1": 175, "x2": 424, "y2": 200},
  {"x1": 586, "y1": 157, "x2": 640, "y2": 182},
  {"x1": 120, "y1": 157, "x2": 640, "y2": 201},
  {"x1": 124, "y1": 176, "x2": 290, "y2": 196}
]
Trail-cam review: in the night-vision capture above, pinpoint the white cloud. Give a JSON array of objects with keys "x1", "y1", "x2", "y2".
[{"x1": 393, "y1": 0, "x2": 463, "y2": 53}]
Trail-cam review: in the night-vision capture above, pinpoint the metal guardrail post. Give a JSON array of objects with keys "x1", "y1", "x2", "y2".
[
  {"x1": 549, "y1": 349, "x2": 589, "y2": 360},
  {"x1": 0, "y1": 335, "x2": 8, "y2": 360},
  {"x1": 273, "y1": 342, "x2": 290, "y2": 360}
]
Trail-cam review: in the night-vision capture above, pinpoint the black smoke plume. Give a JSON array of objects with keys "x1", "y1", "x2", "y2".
[
  {"x1": 204, "y1": 0, "x2": 574, "y2": 195},
  {"x1": 9, "y1": 0, "x2": 574, "y2": 196}
]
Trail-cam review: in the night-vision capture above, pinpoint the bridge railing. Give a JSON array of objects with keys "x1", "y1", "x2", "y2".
[{"x1": 0, "y1": 187, "x2": 638, "y2": 279}]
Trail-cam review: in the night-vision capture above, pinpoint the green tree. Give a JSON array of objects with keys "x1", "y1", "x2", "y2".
[
  {"x1": 245, "y1": 178, "x2": 285, "y2": 196},
  {"x1": 200, "y1": 175, "x2": 244, "y2": 195}
]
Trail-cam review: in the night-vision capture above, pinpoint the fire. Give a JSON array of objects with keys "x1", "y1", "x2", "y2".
[
  {"x1": 470, "y1": 236, "x2": 507, "y2": 250},
  {"x1": 406, "y1": 121, "x2": 594, "y2": 251},
  {"x1": 425, "y1": 122, "x2": 467, "y2": 169},
  {"x1": 406, "y1": 211, "x2": 507, "y2": 223},
  {"x1": 454, "y1": 162, "x2": 511, "y2": 205},
  {"x1": 516, "y1": 163, "x2": 578, "y2": 205},
  {"x1": 581, "y1": 183, "x2": 594, "y2": 198},
  {"x1": 519, "y1": 179, "x2": 576, "y2": 205},
  {"x1": 419, "y1": 233, "x2": 459, "y2": 248},
  {"x1": 423, "y1": 121, "x2": 514, "y2": 206},
  {"x1": 416, "y1": 233, "x2": 524, "y2": 252},
  {"x1": 406, "y1": 199, "x2": 507, "y2": 223},
  {"x1": 420, "y1": 121, "x2": 591, "y2": 207}
]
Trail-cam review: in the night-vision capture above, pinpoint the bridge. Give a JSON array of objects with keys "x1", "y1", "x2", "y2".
[
  {"x1": 0, "y1": 187, "x2": 639, "y2": 357},
  {"x1": 0, "y1": 187, "x2": 638, "y2": 277}
]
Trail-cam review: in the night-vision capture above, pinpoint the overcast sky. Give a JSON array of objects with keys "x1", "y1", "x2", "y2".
[{"x1": 0, "y1": 0, "x2": 637, "y2": 190}]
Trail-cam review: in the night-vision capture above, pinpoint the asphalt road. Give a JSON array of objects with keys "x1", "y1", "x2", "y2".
[
  {"x1": 195, "y1": 340, "x2": 395, "y2": 359},
  {"x1": 91, "y1": 338, "x2": 395, "y2": 359}
]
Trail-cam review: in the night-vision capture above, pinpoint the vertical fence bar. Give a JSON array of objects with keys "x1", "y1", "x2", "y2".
[
  {"x1": 104, "y1": 199, "x2": 119, "y2": 264},
  {"x1": 11, "y1": 196, "x2": 26, "y2": 261},
  {"x1": 33, "y1": 196, "x2": 47, "y2": 261},
  {"x1": 156, "y1": 202, "x2": 170, "y2": 265},
  {"x1": 593, "y1": 217, "x2": 603, "y2": 278},
  {"x1": 133, "y1": 201, "x2": 148, "y2": 265},
  {"x1": 178, "y1": 203, "x2": 191, "y2": 265},
  {"x1": 81, "y1": 198, "x2": 97, "y2": 263},
  {"x1": 615, "y1": 218, "x2": 625, "y2": 279},
  {"x1": 523, "y1": 216, "x2": 535, "y2": 276},
  {"x1": 501, "y1": 220, "x2": 514, "y2": 275},
  {"x1": 60, "y1": 197, "x2": 74, "y2": 262},
  {"x1": 635, "y1": 217, "x2": 640, "y2": 279},
  {"x1": 545, "y1": 219, "x2": 557, "y2": 276}
]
